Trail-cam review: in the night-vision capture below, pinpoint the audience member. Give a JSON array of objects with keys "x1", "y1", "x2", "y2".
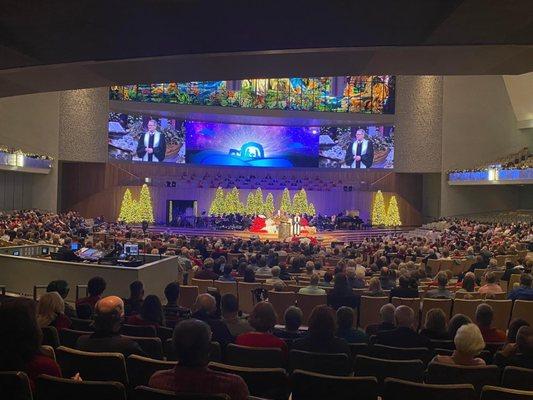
[
  {"x1": 163, "y1": 282, "x2": 190, "y2": 324},
  {"x1": 57, "y1": 237, "x2": 81, "y2": 262},
  {"x1": 194, "y1": 258, "x2": 219, "y2": 280},
  {"x1": 366, "y1": 303, "x2": 396, "y2": 336},
  {"x1": 375, "y1": 305, "x2": 431, "y2": 348},
  {"x1": 433, "y1": 323, "x2": 486, "y2": 366},
  {"x1": 76, "y1": 296, "x2": 146, "y2": 357},
  {"x1": 191, "y1": 294, "x2": 233, "y2": 348},
  {"x1": 221, "y1": 294, "x2": 253, "y2": 338},
  {"x1": 457, "y1": 272, "x2": 476, "y2": 294},
  {"x1": 149, "y1": 319, "x2": 249, "y2": 399},
  {"x1": 448, "y1": 314, "x2": 472, "y2": 340},
  {"x1": 127, "y1": 294, "x2": 165, "y2": 328},
  {"x1": 475, "y1": 303, "x2": 506, "y2": 342},
  {"x1": 506, "y1": 319, "x2": 530, "y2": 344},
  {"x1": 124, "y1": 280, "x2": 144, "y2": 316},
  {"x1": 320, "y1": 271, "x2": 334, "y2": 288},
  {"x1": 425, "y1": 272, "x2": 453, "y2": 299},
  {"x1": 389, "y1": 275, "x2": 418, "y2": 299},
  {"x1": 420, "y1": 308, "x2": 448, "y2": 340},
  {"x1": 46, "y1": 279, "x2": 76, "y2": 318},
  {"x1": 274, "y1": 306, "x2": 305, "y2": 340},
  {"x1": 363, "y1": 277, "x2": 386, "y2": 297},
  {"x1": 493, "y1": 326, "x2": 533, "y2": 369},
  {"x1": 0, "y1": 299, "x2": 62, "y2": 391},
  {"x1": 243, "y1": 267, "x2": 256, "y2": 283},
  {"x1": 218, "y1": 264, "x2": 236, "y2": 282},
  {"x1": 478, "y1": 272, "x2": 503, "y2": 295},
  {"x1": 265, "y1": 266, "x2": 287, "y2": 287},
  {"x1": 508, "y1": 273, "x2": 533, "y2": 301},
  {"x1": 37, "y1": 292, "x2": 71, "y2": 331},
  {"x1": 292, "y1": 305, "x2": 350, "y2": 357},
  {"x1": 76, "y1": 276, "x2": 106, "y2": 315},
  {"x1": 236, "y1": 302, "x2": 287, "y2": 356},
  {"x1": 328, "y1": 273, "x2": 359, "y2": 309},
  {"x1": 298, "y1": 274, "x2": 326, "y2": 295},
  {"x1": 336, "y1": 306, "x2": 368, "y2": 344}
]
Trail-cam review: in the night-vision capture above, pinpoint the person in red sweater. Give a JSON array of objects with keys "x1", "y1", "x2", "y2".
[
  {"x1": 126, "y1": 294, "x2": 165, "y2": 329},
  {"x1": 0, "y1": 299, "x2": 62, "y2": 391},
  {"x1": 37, "y1": 291, "x2": 71, "y2": 331},
  {"x1": 475, "y1": 303, "x2": 507, "y2": 343},
  {"x1": 236, "y1": 302, "x2": 288, "y2": 358}
]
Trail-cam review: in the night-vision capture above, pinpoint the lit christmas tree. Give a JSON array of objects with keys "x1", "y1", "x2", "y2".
[
  {"x1": 223, "y1": 187, "x2": 244, "y2": 214},
  {"x1": 385, "y1": 195, "x2": 402, "y2": 226},
  {"x1": 307, "y1": 202, "x2": 316, "y2": 216},
  {"x1": 209, "y1": 187, "x2": 225, "y2": 215},
  {"x1": 254, "y1": 187, "x2": 264, "y2": 215},
  {"x1": 264, "y1": 193, "x2": 275, "y2": 216},
  {"x1": 292, "y1": 188, "x2": 310, "y2": 215},
  {"x1": 280, "y1": 188, "x2": 292, "y2": 214},
  {"x1": 245, "y1": 192, "x2": 256, "y2": 215},
  {"x1": 118, "y1": 188, "x2": 135, "y2": 223},
  {"x1": 372, "y1": 190, "x2": 386, "y2": 226},
  {"x1": 137, "y1": 184, "x2": 155, "y2": 223}
]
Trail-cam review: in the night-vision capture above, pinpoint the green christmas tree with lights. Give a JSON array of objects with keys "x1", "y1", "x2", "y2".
[
  {"x1": 245, "y1": 192, "x2": 256, "y2": 215},
  {"x1": 280, "y1": 188, "x2": 292, "y2": 214},
  {"x1": 307, "y1": 202, "x2": 316, "y2": 216},
  {"x1": 264, "y1": 193, "x2": 275, "y2": 216},
  {"x1": 209, "y1": 187, "x2": 226, "y2": 215},
  {"x1": 118, "y1": 188, "x2": 136, "y2": 223},
  {"x1": 137, "y1": 184, "x2": 155, "y2": 223},
  {"x1": 385, "y1": 195, "x2": 402, "y2": 226},
  {"x1": 292, "y1": 188, "x2": 311, "y2": 215},
  {"x1": 223, "y1": 187, "x2": 244, "y2": 214},
  {"x1": 372, "y1": 190, "x2": 386, "y2": 226}
]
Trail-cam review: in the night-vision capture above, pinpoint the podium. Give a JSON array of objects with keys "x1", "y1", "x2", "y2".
[{"x1": 278, "y1": 222, "x2": 291, "y2": 240}]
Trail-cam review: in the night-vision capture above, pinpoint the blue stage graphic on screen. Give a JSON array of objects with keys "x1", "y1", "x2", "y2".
[{"x1": 185, "y1": 121, "x2": 319, "y2": 168}]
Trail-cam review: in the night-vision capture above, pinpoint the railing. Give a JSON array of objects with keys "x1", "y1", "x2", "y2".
[{"x1": 448, "y1": 168, "x2": 533, "y2": 185}]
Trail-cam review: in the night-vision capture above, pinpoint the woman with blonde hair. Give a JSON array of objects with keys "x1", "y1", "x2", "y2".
[
  {"x1": 432, "y1": 323, "x2": 486, "y2": 366},
  {"x1": 36, "y1": 292, "x2": 71, "y2": 331},
  {"x1": 364, "y1": 277, "x2": 386, "y2": 297}
]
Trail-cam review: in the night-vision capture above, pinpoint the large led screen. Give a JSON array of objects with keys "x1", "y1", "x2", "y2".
[
  {"x1": 108, "y1": 113, "x2": 185, "y2": 163},
  {"x1": 185, "y1": 121, "x2": 319, "y2": 168},
  {"x1": 319, "y1": 125, "x2": 394, "y2": 169}
]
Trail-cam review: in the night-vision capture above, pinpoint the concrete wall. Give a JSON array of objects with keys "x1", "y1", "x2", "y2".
[
  {"x1": 440, "y1": 75, "x2": 533, "y2": 216},
  {"x1": 0, "y1": 88, "x2": 108, "y2": 212}
]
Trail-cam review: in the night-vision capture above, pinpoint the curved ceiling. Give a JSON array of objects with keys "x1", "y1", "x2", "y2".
[{"x1": 1, "y1": 0, "x2": 532, "y2": 97}]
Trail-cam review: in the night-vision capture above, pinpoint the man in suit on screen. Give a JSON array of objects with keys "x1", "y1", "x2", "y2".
[
  {"x1": 344, "y1": 128, "x2": 374, "y2": 168},
  {"x1": 136, "y1": 119, "x2": 166, "y2": 162}
]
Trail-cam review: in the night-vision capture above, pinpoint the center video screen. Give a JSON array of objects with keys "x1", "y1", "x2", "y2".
[{"x1": 184, "y1": 121, "x2": 319, "y2": 168}]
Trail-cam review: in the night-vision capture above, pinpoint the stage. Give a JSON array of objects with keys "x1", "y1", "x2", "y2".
[{"x1": 148, "y1": 226, "x2": 413, "y2": 246}]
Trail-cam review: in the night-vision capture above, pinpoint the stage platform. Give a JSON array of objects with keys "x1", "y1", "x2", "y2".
[{"x1": 148, "y1": 226, "x2": 413, "y2": 246}]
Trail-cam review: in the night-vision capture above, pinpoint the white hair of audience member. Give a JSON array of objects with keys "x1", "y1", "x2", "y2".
[
  {"x1": 454, "y1": 323, "x2": 485, "y2": 356},
  {"x1": 271, "y1": 266, "x2": 281, "y2": 277},
  {"x1": 346, "y1": 267, "x2": 356, "y2": 278},
  {"x1": 355, "y1": 265, "x2": 366, "y2": 279}
]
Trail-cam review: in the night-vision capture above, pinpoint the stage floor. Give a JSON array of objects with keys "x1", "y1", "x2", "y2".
[{"x1": 148, "y1": 226, "x2": 413, "y2": 245}]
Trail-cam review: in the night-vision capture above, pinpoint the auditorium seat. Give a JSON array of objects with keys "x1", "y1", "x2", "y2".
[
  {"x1": 41, "y1": 325, "x2": 60, "y2": 348},
  {"x1": 190, "y1": 278, "x2": 215, "y2": 294},
  {"x1": 383, "y1": 377, "x2": 476, "y2": 400},
  {"x1": 209, "y1": 362, "x2": 289, "y2": 400},
  {"x1": 354, "y1": 355, "x2": 424, "y2": 391},
  {"x1": 177, "y1": 285, "x2": 199, "y2": 309},
  {"x1": 156, "y1": 326, "x2": 173, "y2": 342},
  {"x1": 484, "y1": 342, "x2": 505, "y2": 355},
  {"x1": 41, "y1": 345, "x2": 57, "y2": 361},
  {"x1": 480, "y1": 385, "x2": 533, "y2": 400},
  {"x1": 429, "y1": 339, "x2": 455, "y2": 350},
  {"x1": 121, "y1": 324, "x2": 157, "y2": 338},
  {"x1": 291, "y1": 370, "x2": 378, "y2": 400},
  {"x1": 164, "y1": 339, "x2": 221, "y2": 362},
  {"x1": 289, "y1": 350, "x2": 351, "y2": 376},
  {"x1": 511, "y1": 300, "x2": 533, "y2": 326},
  {"x1": 421, "y1": 298, "x2": 452, "y2": 326},
  {"x1": 452, "y1": 299, "x2": 483, "y2": 322},
  {"x1": 214, "y1": 280, "x2": 238, "y2": 297},
  {"x1": 296, "y1": 293, "x2": 327, "y2": 325},
  {"x1": 427, "y1": 259, "x2": 441, "y2": 276},
  {"x1": 35, "y1": 374, "x2": 126, "y2": 400},
  {"x1": 126, "y1": 355, "x2": 176, "y2": 389},
  {"x1": 225, "y1": 344, "x2": 283, "y2": 368},
  {"x1": 0, "y1": 371, "x2": 33, "y2": 400},
  {"x1": 59, "y1": 328, "x2": 92, "y2": 348},
  {"x1": 502, "y1": 366, "x2": 533, "y2": 391},
  {"x1": 267, "y1": 291, "x2": 297, "y2": 324},
  {"x1": 391, "y1": 297, "x2": 421, "y2": 316},
  {"x1": 370, "y1": 344, "x2": 432, "y2": 364},
  {"x1": 123, "y1": 336, "x2": 163, "y2": 360},
  {"x1": 236, "y1": 282, "x2": 261, "y2": 314},
  {"x1": 359, "y1": 296, "x2": 388, "y2": 329},
  {"x1": 485, "y1": 300, "x2": 513, "y2": 331},
  {"x1": 454, "y1": 291, "x2": 482, "y2": 300},
  {"x1": 55, "y1": 346, "x2": 129, "y2": 386},
  {"x1": 426, "y1": 362, "x2": 501, "y2": 396},
  {"x1": 70, "y1": 317, "x2": 94, "y2": 331},
  {"x1": 133, "y1": 386, "x2": 230, "y2": 400}
]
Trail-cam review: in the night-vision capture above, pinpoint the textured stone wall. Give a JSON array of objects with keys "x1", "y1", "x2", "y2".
[
  {"x1": 394, "y1": 76, "x2": 443, "y2": 173},
  {"x1": 59, "y1": 88, "x2": 108, "y2": 162}
]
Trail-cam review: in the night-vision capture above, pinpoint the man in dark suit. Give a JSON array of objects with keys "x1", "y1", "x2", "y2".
[
  {"x1": 57, "y1": 237, "x2": 81, "y2": 262},
  {"x1": 76, "y1": 296, "x2": 146, "y2": 357},
  {"x1": 389, "y1": 275, "x2": 419, "y2": 300},
  {"x1": 375, "y1": 305, "x2": 430, "y2": 348},
  {"x1": 344, "y1": 128, "x2": 374, "y2": 168},
  {"x1": 493, "y1": 326, "x2": 533, "y2": 369}
]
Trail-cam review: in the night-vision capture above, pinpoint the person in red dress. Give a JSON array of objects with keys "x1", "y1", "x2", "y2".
[
  {"x1": 476, "y1": 303, "x2": 507, "y2": 343},
  {"x1": 236, "y1": 302, "x2": 288, "y2": 358},
  {"x1": 149, "y1": 319, "x2": 249, "y2": 400},
  {"x1": 0, "y1": 299, "x2": 62, "y2": 391}
]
